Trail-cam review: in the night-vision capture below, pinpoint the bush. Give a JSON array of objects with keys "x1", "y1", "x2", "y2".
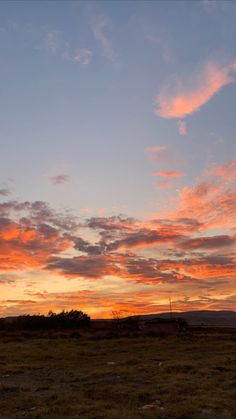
[{"x1": 0, "y1": 310, "x2": 90, "y2": 331}]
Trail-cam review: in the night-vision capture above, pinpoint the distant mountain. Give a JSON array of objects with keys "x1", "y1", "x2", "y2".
[{"x1": 132, "y1": 310, "x2": 236, "y2": 326}]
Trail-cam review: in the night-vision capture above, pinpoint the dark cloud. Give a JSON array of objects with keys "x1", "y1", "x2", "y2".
[
  {"x1": 49, "y1": 174, "x2": 70, "y2": 185},
  {"x1": 179, "y1": 235, "x2": 236, "y2": 250},
  {"x1": 46, "y1": 252, "x2": 195, "y2": 285},
  {"x1": 74, "y1": 237, "x2": 105, "y2": 255},
  {"x1": 0, "y1": 188, "x2": 11, "y2": 197},
  {"x1": 0, "y1": 200, "x2": 78, "y2": 232},
  {"x1": 107, "y1": 228, "x2": 184, "y2": 251},
  {"x1": 46, "y1": 254, "x2": 120, "y2": 279}
]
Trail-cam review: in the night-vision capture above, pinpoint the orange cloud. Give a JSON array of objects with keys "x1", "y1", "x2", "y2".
[
  {"x1": 155, "y1": 60, "x2": 236, "y2": 118},
  {"x1": 174, "y1": 179, "x2": 236, "y2": 231},
  {"x1": 161, "y1": 257, "x2": 236, "y2": 281},
  {"x1": 158, "y1": 159, "x2": 236, "y2": 232},
  {"x1": 0, "y1": 202, "x2": 76, "y2": 271},
  {"x1": 0, "y1": 219, "x2": 71, "y2": 271},
  {"x1": 152, "y1": 171, "x2": 184, "y2": 178},
  {"x1": 0, "y1": 288, "x2": 169, "y2": 318}
]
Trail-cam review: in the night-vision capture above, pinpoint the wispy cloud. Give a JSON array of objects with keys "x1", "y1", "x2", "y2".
[
  {"x1": 62, "y1": 48, "x2": 93, "y2": 65},
  {"x1": 49, "y1": 174, "x2": 70, "y2": 185},
  {"x1": 39, "y1": 30, "x2": 93, "y2": 66},
  {"x1": 201, "y1": 0, "x2": 218, "y2": 12},
  {"x1": 41, "y1": 30, "x2": 64, "y2": 55},
  {"x1": 155, "y1": 60, "x2": 236, "y2": 119},
  {"x1": 91, "y1": 13, "x2": 115, "y2": 63}
]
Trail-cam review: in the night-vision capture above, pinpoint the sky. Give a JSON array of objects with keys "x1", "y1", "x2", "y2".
[{"x1": 0, "y1": 0, "x2": 236, "y2": 318}]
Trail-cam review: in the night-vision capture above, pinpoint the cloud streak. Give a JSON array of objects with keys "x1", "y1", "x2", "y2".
[
  {"x1": 152, "y1": 171, "x2": 184, "y2": 178},
  {"x1": 155, "y1": 60, "x2": 236, "y2": 118}
]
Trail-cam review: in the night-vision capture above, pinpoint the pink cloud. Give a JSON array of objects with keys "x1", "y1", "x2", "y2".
[
  {"x1": 98, "y1": 208, "x2": 107, "y2": 215},
  {"x1": 177, "y1": 120, "x2": 187, "y2": 136},
  {"x1": 155, "y1": 60, "x2": 236, "y2": 119},
  {"x1": 145, "y1": 145, "x2": 169, "y2": 163},
  {"x1": 209, "y1": 159, "x2": 236, "y2": 182},
  {"x1": 155, "y1": 178, "x2": 173, "y2": 189},
  {"x1": 63, "y1": 48, "x2": 93, "y2": 65},
  {"x1": 82, "y1": 207, "x2": 93, "y2": 215},
  {"x1": 152, "y1": 170, "x2": 184, "y2": 189}
]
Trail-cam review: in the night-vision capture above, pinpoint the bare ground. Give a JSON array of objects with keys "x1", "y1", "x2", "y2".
[{"x1": 0, "y1": 331, "x2": 235, "y2": 418}]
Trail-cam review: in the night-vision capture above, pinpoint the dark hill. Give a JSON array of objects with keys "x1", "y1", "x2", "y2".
[{"x1": 132, "y1": 310, "x2": 236, "y2": 326}]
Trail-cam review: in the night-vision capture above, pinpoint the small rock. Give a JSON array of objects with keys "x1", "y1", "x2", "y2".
[
  {"x1": 140, "y1": 400, "x2": 165, "y2": 411},
  {"x1": 140, "y1": 403, "x2": 157, "y2": 410}
]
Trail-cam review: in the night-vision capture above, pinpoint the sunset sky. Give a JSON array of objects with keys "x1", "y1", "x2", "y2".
[{"x1": 0, "y1": 0, "x2": 236, "y2": 318}]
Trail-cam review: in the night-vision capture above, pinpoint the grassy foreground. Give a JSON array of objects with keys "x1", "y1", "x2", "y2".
[{"x1": 0, "y1": 332, "x2": 235, "y2": 418}]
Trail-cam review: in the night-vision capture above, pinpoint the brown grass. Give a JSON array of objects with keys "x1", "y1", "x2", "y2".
[{"x1": 0, "y1": 331, "x2": 235, "y2": 418}]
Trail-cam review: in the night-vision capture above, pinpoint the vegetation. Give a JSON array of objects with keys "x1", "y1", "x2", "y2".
[
  {"x1": 0, "y1": 310, "x2": 90, "y2": 331},
  {"x1": 0, "y1": 331, "x2": 235, "y2": 418}
]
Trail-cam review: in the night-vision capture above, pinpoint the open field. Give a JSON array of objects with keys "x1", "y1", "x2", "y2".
[{"x1": 0, "y1": 332, "x2": 236, "y2": 419}]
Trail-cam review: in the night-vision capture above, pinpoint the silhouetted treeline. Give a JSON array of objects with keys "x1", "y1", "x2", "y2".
[{"x1": 0, "y1": 310, "x2": 90, "y2": 331}]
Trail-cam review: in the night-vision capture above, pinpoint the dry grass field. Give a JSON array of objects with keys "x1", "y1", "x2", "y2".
[{"x1": 0, "y1": 331, "x2": 236, "y2": 419}]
